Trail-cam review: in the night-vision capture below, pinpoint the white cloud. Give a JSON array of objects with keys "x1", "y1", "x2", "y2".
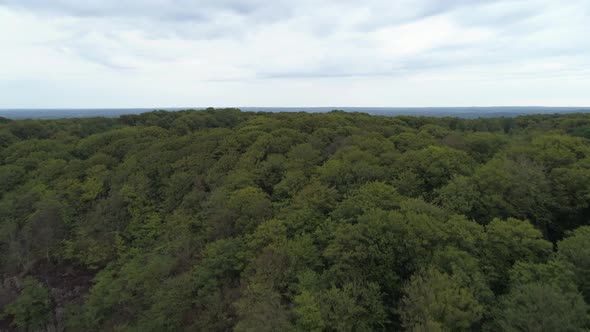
[
  {"x1": 371, "y1": 15, "x2": 495, "y2": 57},
  {"x1": 0, "y1": 0, "x2": 589, "y2": 107}
]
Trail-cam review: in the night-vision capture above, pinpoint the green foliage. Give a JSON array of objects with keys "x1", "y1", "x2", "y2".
[
  {"x1": 509, "y1": 260, "x2": 578, "y2": 293},
  {"x1": 0, "y1": 165, "x2": 26, "y2": 194},
  {"x1": 319, "y1": 282, "x2": 388, "y2": 332},
  {"x1": 331, "y1": 181, "x2": 401, "y2": 222},
  {"x1": 441, "y1": 158, "x2": 553, "y2": 227},
  {"x1": 1, "y1": 109, "x2": 590, "y2": 330},
  {"x1": 80, "y1": 254, "x2": 176, "y2": 329},
  {"x1": 481, "y1": 218, "x2": 553, "y2": 292},
  {"x1": 399, "y1": 267, "x2": 483, "y2": 331},
  {"x1": 489, "y1": 283, "x2": 589, "y2": 332},
  {"x1": 294, "y1": 290, "x2": 325, "y2": 331},
  {"x1": 557, "y1": 226, "x2": 590, "y2": 301},
  {"x1": 2, "y1": 277, "x2": 50, "y2": 331},
  {"x1": 463, "y1": 132, "x2": 507, "y2": 162},
  {"x1": 235, "y1": 282, "x2": 295, "y2": 332},
  {"x1": 431, "y1": 246, "x2": 493, "y2": 305},
  {"x1": 395, "y1": 145, "x2": 474, "y2": 198}
]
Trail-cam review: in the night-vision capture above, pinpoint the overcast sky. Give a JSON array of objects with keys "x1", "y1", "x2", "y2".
[{"x1": 0, "y1": 0, "x2": 589, "y2": 108}]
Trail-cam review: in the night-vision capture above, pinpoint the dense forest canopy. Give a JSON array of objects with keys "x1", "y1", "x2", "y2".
[{"x1": 1, "y1": 109, "x2": 589, "y2": 331}]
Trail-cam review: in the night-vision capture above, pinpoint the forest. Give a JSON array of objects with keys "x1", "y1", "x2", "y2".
[{"x1": 0, "y1": 108, "x2": 589, "y2": 331}]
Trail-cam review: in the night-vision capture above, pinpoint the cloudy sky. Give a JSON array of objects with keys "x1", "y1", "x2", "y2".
[{"x1": 0, "y1": 0, "x2": 589, "y2": 108}]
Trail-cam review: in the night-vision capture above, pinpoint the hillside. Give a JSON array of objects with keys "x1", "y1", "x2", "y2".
[{"x1": 1, "y1": 109, "x2": 589, "y2": 331}]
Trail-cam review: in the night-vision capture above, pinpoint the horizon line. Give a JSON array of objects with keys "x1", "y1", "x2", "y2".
[{"x1": 2, "y1": 105, "x2": 590, "y2": 110}]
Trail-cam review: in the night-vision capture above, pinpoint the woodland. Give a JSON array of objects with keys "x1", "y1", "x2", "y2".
[{"x1": 0, "y1": 109, "x2": 589, "y2": 331}]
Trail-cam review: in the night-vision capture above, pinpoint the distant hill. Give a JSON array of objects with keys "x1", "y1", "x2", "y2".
[{"x1": 1, "y1": 106, "x2": 590, "y2": 119}]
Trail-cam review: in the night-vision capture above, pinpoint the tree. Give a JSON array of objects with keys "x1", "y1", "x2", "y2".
[
  {"x1": 320, "y1": 282, "x2": 388, "y2": 332},
  {"x1": 394, "y1": 145, "x2": 475, "y2": 198},
  {"x1": 556, "y1": 226, "x2": 590, "y2": 301},
  {"x1": 549, "y1": 166, "x2": 590, "y2": 236},
  {"x1": 294, "y1": 290, "x2": 325, "y2": 332},
  {"x1": 480, "y1": 218, "x2": 552, "y2": 292},
  {"x1": 205, "y1": 186, "x2": 273, "y2": 237},
  {"x1": 490, "y1": 283, "x2": 589, "y2": 332},
  {"x1": 440, "y1": 158, "x2": 553, "y2": 228},
  {"x1": 399, "y1": 267, "x2": 483, "y2": 331},
  {"x1": 2, "y1": 277, "x2": 51, "y2": 331},
  {"x1": 324, "y1": 210, "x2": 403, "y2": 292},
  {"x1": 331, "y1": 181, "x2": 401, "y2": 222},
  {"x1": 234, "y1": 282, "x2": 295, "y2": 332},
  {"x1": 463, "y1": 132, "x2": 507, "y2": 162},
  {"x1": 431, "y1": 246, "x2": 493, "y2": 305},
  {"x1": 0, "y1": 165, "x2": 26, "y2": 195},
  {"x1": 509, "y1": 260, "x2": 578, "y2": 293}
]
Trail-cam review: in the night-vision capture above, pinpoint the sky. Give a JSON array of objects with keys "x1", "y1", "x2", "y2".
[{"x1": 0, "y1": 0, "x2": 589, "y2": 108}]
